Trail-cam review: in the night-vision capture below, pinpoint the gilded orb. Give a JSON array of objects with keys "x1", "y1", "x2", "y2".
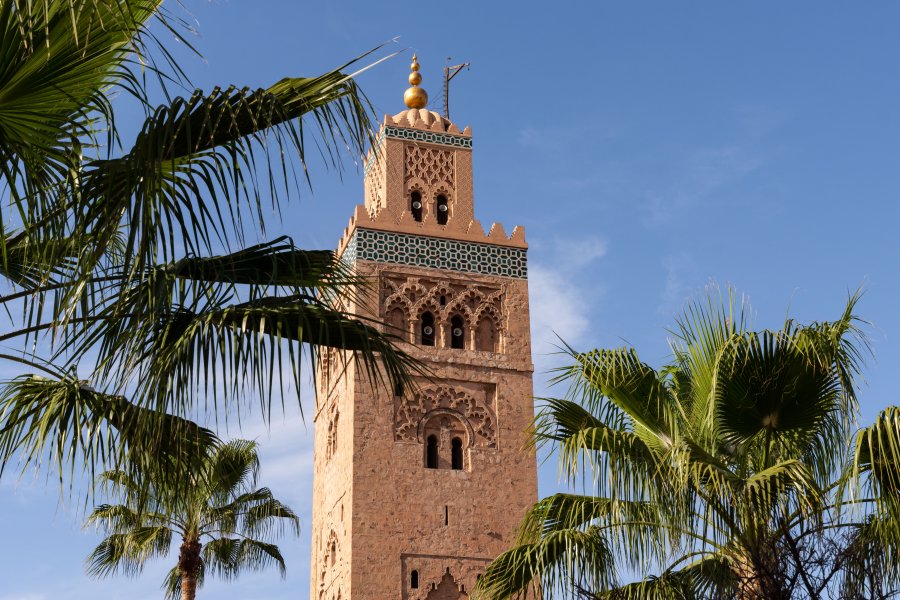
[
  {"x1": 403, "y1": 86, "x2": 428, "y2": 109},
  {"x1": 408, "y1": 71, "x2": 422, "y2": 86}
]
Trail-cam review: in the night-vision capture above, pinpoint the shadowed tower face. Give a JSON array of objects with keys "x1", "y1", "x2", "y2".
[{"x1": 310, "y1": 56, "x2": 538, "y2": 600}]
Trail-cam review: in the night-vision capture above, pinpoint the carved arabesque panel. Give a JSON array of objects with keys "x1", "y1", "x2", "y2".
[
  {"x1": 365, "y1": 153, "x2": 386, "y2": 218},
  {"x1": 405, "y1": 145, "x2": 454, "y2": 188},
  {"x1": 395, "y1": 385, "x2": 496, "y2": 448}
]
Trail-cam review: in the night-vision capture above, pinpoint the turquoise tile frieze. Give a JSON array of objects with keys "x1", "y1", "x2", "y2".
[
  {"x1": 383, "y1": 126, "x2": 473, "y2": 149},
  {"x1": 341, "y1": 228, "x2": 527, "y2": 279}
]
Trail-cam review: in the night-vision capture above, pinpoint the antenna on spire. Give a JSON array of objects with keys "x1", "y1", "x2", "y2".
[{"x1": 442, "y1": 58, "x2": 470, "y2": 120}]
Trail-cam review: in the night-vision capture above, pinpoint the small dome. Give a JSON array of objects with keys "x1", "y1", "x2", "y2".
[{"x1": 390, "y1": 108, "x2": 462, "y2": 134}]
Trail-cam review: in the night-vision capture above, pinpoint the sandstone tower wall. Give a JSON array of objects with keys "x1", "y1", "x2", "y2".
[{"x1": 311, "y1": 61, "x2": 537, "y2": 599}]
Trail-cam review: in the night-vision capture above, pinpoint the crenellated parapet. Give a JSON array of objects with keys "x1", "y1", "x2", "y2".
[{"x1": 344, "y1": 98, "x2": 526, "y2": 279}]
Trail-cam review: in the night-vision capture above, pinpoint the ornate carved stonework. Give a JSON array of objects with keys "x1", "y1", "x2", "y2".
[
  {"x1": 405, "y1": 145, "x2": 455, "y2": 189},
  {"x1": 318, "y1": 528, "x2": 343, "y2": 600},
  {"x1": 402, "y1": 556, "x2": 489, "y2": 600},
  {"x1": 395, "y1": 385, "x2": 497, "y2": 448},
  {"x1": 380, "y1": 274, "x2": 505, "y2": 351},
  {"x1": 365, "y1": 151, "x2": 386, "y2": 218}
]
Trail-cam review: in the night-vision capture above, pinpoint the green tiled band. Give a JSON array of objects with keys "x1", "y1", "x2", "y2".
[
  {"x1": 383, "y1": 126, "x2": 473, "y2": 149},
  {"x1": 342, "y1": 228, "x2": 527, "y2": 279}
]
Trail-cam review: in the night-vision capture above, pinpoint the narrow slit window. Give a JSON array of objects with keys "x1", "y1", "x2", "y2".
[
  {"x1": 450, "y1": 315, "x2": 465, "y2": 350},
  {"x1": 410, "y1": 191, "x2": 423, "y2": 222},
  {"x1": 426, "y1": 435, "x2": 439, "y2": 469},
  {"x1": 451, "y1": 437, "x2": 463, "y2": 470},
  {"x1": 436, "y1": 194, "x2": 449, "y2": 225},
  {"x1": 444, "y1": 505, "x2": 449, "y2": 526},
  {"x1": 420, "y1": 312, "x2": 435, "y2": 346},
  {"x1": 411, "y1": 570, "x2": 419, "y2": 589}
]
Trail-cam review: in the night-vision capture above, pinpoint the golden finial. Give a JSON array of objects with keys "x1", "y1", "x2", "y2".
[{"x1": 403, "y1": 53, "x2": 428, "y2": 109}]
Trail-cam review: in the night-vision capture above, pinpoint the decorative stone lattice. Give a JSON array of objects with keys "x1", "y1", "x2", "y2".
[
  {"x1": 395, "y1": 385, "x2": 496, "y2": 448},
  {"x1": 365, "y1": 151, "x2": 385, "y2": 218},
  {"x1": 405, "y1": 145, "x2": 454, "y2": 188},
  {"x1": 363, "y1": 129, "x2": 387, "y2": 176},
  {"x1": 384, "y1": 125, "x2": 472, "y2": 148},
  {"x1": 344, "y1": 228, "x2": 527, "y2": 279}
]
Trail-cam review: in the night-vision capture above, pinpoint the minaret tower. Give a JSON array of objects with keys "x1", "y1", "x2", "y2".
[{"x1": 310, "y1": 55, "x2": 537, "y2": 600}]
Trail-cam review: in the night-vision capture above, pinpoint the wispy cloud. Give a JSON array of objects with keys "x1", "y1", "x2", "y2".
[
  {"x1": 528, "y1": 237, "x2": 608, "y2": 389},
  {"x1": 658, "y1": 251, "x2": 702, "y2": 318},
  {"x1": 642, "y1": 144, "x2": 765, "y2": 227}
]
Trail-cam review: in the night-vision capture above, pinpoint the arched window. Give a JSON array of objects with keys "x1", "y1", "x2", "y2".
[
  {"x1": 450, "y1": 314, "x2": 465, "y2": 350},
  {"x1": 476, "y1": 317, "x2": 497, "y2": 352},
  {"x1": 420, "y1": 312, "x2": 435, "y2": 346},
  {"x1": 436, "y1": 194, "x2": 449, "y2": 225},
  {"x1": 450, "y1": 438, "x2": 462, "y2": 471},
  {"x1": 410, "y1": 190, "x2": 423, "y2": 222},
  {"x1": 386, "y1": 305, "x2": 407, "y2": 341},
  {"x1": 426, "y1": 435, "x2": 439, "y2": 469},
  {"x1": 411, "y1": 570, "x2": 419, "y2": 589},
  {"x1": 451, "y1": 437, "x2": 463, "y2": 470}
]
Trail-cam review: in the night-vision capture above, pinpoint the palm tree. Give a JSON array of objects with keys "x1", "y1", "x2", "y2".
[
  {"x1": 0, "y1": 1, "x2": 417, "y2": 484},
  {"x1": 475, "y1": 289, "x2": 900, "y2": 599},
  {"x1": 86, "y1": 439, "x2": 299, "y2": 600}
]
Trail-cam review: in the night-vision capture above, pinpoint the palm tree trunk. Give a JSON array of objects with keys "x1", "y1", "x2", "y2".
[{"x1": 178, "y1": 535, "x2": 202, "y2": 600}]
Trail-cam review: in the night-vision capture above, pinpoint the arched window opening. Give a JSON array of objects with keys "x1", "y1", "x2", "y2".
[
  {"x1": 436, "y1": 194, "x2": 449, "y2": 225},
  {"x1": 451, "y1": 437, "x2": 463, "y2": 470},
  {"x1": 476, "y1": 318, "x2": 498, "y2": 352},
  {"x1": 410, "y1": 190, "x2": 423, "y2": 222},
  {"x1": 450, "y1": 315, "x2": 465, "y2": 350},
  {"x1": 426, "y1": 435, "x2": 439, "y2": 469},
  {"x1": 330, "y1": 541, "x2": 336, "y2": 567},
  {"x1": 386, "y1": 306, "x2": 407, "y2": 340},
  {"x1": 411, "y1": 570, "x2": 419, "y2": 589},
  {"x1": 420, "y1": 312, "x2": 435, "y2": 346}
]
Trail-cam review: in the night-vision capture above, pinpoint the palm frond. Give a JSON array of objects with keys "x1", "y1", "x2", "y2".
[
  {"x1": 85, "y1": 526, "x2": 172, "y2": 578},
  {"x1": 474, "y1": 527, "x2": 616, "y2": 600},
  {"x1": 591, "y1": 554, "x2": 734, "y2": 600},
  {"x1": 846, "y1": 406, "x2": 900, "y2": 516},
  {"x1": 0, "y1": 374, "x2": 219, "y2": 485},
  {"x1": 555, "y1": 345, "x2": 678, "y2": 446},
  {"x1": 202, "y1": 537, "x2": 287, "y2": 581}
]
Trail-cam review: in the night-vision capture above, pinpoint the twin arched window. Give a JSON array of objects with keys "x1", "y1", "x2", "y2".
[
  {"x1": 425, "y1": 433, "x2": 464, "y2": 471},
  {"x1": 408, "y1": 191, "x2": 449, "y2": 225}
]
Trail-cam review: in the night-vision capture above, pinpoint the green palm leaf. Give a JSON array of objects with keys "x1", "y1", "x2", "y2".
[{"x1": 484, "y1": 289, "x2": 877, "y2": 598}]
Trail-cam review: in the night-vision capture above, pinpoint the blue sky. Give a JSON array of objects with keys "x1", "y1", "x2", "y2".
[{"x1": 3, "y1": 1, "x2": 900, "y2": 598}]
